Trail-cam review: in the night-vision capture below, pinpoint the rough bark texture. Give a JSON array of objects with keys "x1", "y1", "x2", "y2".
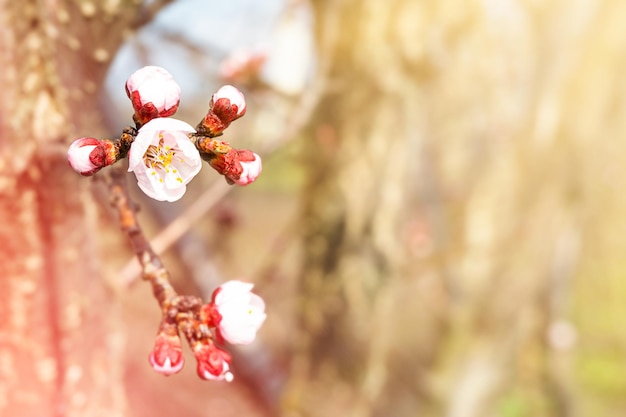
[{"x1": 0, "y1": 1, "x2": 148, "y2": 416}]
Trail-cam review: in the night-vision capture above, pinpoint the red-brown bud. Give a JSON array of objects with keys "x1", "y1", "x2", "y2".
[
  {"x1": 194, "y1": 342, "x2": 233, "y2": 382},
  {"x1": 198, "y1": 86, "x2": 247, "y2": 137},
  {"x1": 148, "y1": 332, "x2": 184, "y2": 376}
]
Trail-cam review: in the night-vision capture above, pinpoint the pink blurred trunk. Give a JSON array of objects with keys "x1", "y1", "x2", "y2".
[{"x1": 0, "y1": 2, "x2": 141, "y2": 416}]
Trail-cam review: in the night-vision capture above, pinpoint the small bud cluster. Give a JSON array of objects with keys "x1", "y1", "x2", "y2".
[
  {"x1": 67, "y1": 66, "x2": 263, "y2": 201},
  {"x1": 148, "y1": 280, "x2": 266, "y2": 381}
]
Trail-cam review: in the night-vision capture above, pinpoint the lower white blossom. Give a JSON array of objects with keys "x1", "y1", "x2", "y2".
[
  {"x1": 128, "y1": 118, "x2": 201, "y2": 202},
  {"x1": 212, "y1": 280, "x2": 266, "y2": 345}
]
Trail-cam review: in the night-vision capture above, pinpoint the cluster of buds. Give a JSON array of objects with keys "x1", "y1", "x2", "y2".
[
  {"x1": 148, "y1": 280, "x2": 266, "y2": 381},
  {"x1": 67, "y1": 66, "x2": 262, "y2": 201}
]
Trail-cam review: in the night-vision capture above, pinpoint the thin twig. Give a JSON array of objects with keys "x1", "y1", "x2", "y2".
[
  {"x1": 107, "y1": 164, "x2": 180, "y2": 306},
  {"x1": 107, "y1": 163, "x2": 206, "y2": 330},
  {"x1": 106, "y1": 164, "x2": 220, "y2": 381},
  {"x1": 118, "y1": 178, "x2": 232, "y2": 285}
]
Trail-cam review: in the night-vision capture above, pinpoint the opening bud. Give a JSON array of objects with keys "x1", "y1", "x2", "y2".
[
  {"x1": 208, "y1": 149, "x2": 262, "y2": 187},
  {"x1": 126, "y1": 66, "x2": 181, "y2": 126},
  {"x1": 210, "y1": 280, "x2": 266, "y2": 345},
  {"x1": 212, "y1": 85, "x2": 246, "y2": 119},
  {"x1": 198, "y1": 85, "x2": 247, "y2": 137},
  {"x1": 231, "y1": 152, "x2": 262, "y2": 186},
  {"x1": 67, "y1": 137, "x2": 116, "y2": 176}
]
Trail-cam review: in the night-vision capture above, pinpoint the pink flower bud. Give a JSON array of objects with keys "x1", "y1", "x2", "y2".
[
  {"x1": 149, "y1": 333, "x2": 184, "y2": 376},
  {"x1": 210, "y1": 280, "x2": 266, "y2": 345},
  {"x1": 126, "y1": 66, "x2": 181, "y2": 125},
  {"x1": 199, "y1": 85, "x2": 247, "y2": 137},
  {"x1": 67, "y1": 137, "x2": 114, "y2": 176},
  {"x1": 194, "y1": 343, "x2": 233, "y2": 382},
  {"x1": 207, "y1": 149, "x2": 262, "y2": 186},
  {"x1": 211, "y1": 85, "x2": 246, "y2": 119},
  {"x1": 232, "y1": 152, "x2": 262, "y2": 186}
]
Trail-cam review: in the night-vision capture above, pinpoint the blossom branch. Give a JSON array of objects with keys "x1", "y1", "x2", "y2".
[
  {"x1": 68, "y1": 66, "x2": 266, "y2": 381},
  {"x1": 106, "y1": 164, "x2": 264, "y2": 381}
]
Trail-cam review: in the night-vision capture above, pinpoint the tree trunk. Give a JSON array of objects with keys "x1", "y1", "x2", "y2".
[
  {"x1": 0, "y1": 2, "x2": 145, "y2": 416},
  {"x1": 283, "y1": 1, "x2": 422, "y2": 416},
  {"x1": 283, "y1": 1, "x2": 606, "y2": 416}
]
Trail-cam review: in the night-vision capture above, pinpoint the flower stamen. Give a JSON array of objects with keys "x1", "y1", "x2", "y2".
[{"x1": 142, "y1": 137, "x2": 185, "y2": 184}]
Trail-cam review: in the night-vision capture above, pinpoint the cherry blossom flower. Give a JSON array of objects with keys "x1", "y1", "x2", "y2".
[
  {"x1": 210, "y1": 280, "x2": 266, "y2": 345},
  {"x1": 128, "y1": 118, "x2": 201, "y2": 202},
  {"x1": 126, "y1": 66, "x2": 181, "y2": 125},
  {"x1": 149, "y1": 332, "x2": 184, "y2": 376},
  {"x1": 67, "y1": 137, "x2": 114, "y2": 176},
  {"x1": 194, "y1": 343, "x2": 233, "y2": 382}
]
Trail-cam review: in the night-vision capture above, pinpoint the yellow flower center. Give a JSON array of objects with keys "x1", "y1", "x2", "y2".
[{"x1": 143, "y1": 135, "x2": 185, "y2": 184}]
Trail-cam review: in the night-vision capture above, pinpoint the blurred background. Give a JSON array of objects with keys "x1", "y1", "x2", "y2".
[{"x1": 2, "y1": 0, "x2": 626, "y2": 416}]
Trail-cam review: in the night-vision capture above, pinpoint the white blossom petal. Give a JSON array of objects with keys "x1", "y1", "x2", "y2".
[
  {"x1": 213, "y1": 280, "x2": 266, "y2": 345},
  {"x1": 128, "y1": 130, "x2": 154, "y2": 171},
  {"x1": 128, "y1": 118, "x2": 201, "y2": 202},
  {"x1": 138, "y1": 117, "x2": 195, "y2": 134}
]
